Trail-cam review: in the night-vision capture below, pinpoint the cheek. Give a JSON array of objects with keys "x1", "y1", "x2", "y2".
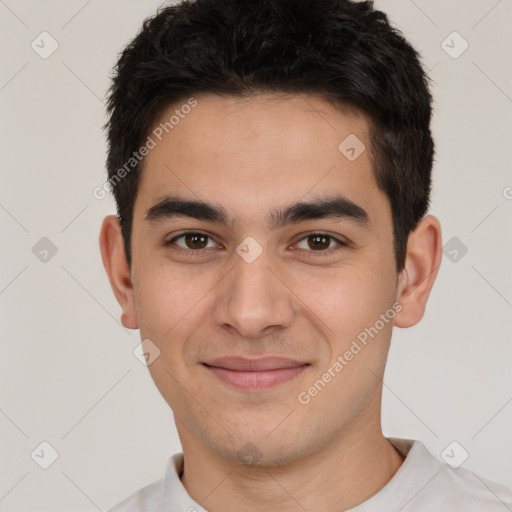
[
  {"x1": 298, "y1": 259, "x2": 395, "y2": 338},
  {"x1": 133, "y1": 261, "x2": 220, "y2": 360},
  {"x1": 132, "y1": 262, "x2": 187, "y2": 343}
]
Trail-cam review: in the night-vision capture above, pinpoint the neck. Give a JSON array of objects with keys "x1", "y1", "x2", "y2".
[{"x1": 178, "y1": 416, "x2": 404, "y2": 511}]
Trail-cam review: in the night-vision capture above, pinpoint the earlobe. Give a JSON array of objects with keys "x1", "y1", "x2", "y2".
[
  {"x1": 99, "y1": 215, "x2": 139, "y2": 329},
  {"x1": 394, "y1": 215, "x2": 442, "y2": 328}
]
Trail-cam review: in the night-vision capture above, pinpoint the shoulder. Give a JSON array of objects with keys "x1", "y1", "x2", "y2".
[
  {"x1": 433, "y1": 462, "x2": 512, "y2": 510},
  {"x1": 106, "y1": 479, "x2": 164, "y2": 512},
  {"x1": 392, "y1": 439, "x2": 512, "y2": 511}
]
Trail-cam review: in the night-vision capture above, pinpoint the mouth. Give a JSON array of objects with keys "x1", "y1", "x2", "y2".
[{"x1": 202, "y1": 357, "x2": 310, "y2": 391}]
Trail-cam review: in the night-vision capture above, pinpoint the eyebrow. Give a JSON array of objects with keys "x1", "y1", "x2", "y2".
[{"x1": 145, "y1": 194, "x2": 370, "y2": 229}]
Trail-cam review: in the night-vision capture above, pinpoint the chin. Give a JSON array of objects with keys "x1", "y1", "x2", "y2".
[{"x1": 205, "y1": 427, "x2": 315, "y2": 468}]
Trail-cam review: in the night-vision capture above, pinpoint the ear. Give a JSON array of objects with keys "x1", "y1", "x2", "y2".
[
  {"x1": 99, "y1": 215, "x2": 139, "y2": 329},
  {"x1": 394, "y1": 215, "x2": 442, "y2": 328}
]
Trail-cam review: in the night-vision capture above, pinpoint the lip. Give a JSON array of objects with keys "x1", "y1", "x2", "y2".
[{"x1": 203, "y1": 357, "x2": 309, "y2": 390}]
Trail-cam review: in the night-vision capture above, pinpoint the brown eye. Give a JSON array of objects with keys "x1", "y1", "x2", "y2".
[
  {"x1": 295, "y1": 233, "x2": 347, "y2": 255},
  {"x1": 183, "y1": 233, "x2": 209, "y2": 249},
  {"x1": 168, "y1": 231, "x2": 216, "y2": 251},
  {"x1": 307, "y1": 234, "x2": 331, "y2": 250}
]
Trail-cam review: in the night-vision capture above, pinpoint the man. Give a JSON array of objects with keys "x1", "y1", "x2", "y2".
[{"x1": 100, "y1": 0, "x2": 512, "y2": 510}]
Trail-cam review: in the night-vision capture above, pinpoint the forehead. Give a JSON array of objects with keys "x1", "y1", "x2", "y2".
[{"x1": 134, "y1": 93, "x2": 389, "y2": 229}]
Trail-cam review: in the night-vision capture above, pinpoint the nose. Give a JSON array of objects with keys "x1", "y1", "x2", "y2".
[{"x1": 213, "y1": 243, "x2": 295, "y2": 339}]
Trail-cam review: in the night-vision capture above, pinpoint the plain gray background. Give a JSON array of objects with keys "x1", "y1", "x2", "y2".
[{"x1": 1, "y1": 0, "x2": 511, "y2": 510}]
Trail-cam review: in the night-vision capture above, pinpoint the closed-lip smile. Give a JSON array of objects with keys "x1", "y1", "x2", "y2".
[{"x1": 203, "y1": 357, "x2": 310, "y2": 390}]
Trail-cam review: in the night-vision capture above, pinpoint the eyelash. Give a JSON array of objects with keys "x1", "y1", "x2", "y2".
[{"x1": 165, "y1": 231, "x2": 348, "y2": 258}]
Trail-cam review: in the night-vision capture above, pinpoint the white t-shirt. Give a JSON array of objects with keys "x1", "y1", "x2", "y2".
[{"x1": 107, "y1": 438, "x2": 512, "y2": 511}]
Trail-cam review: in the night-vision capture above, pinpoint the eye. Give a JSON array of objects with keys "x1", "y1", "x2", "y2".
[
  {"x1": 294, "y1": 233, "x2": 348, "y2": 255},
  {"x1": 165, "y1": 231, "x2": 348, "y2": 258},
  {"x1": 167, "y1": 231, "x2": 218, "y2": 251}
]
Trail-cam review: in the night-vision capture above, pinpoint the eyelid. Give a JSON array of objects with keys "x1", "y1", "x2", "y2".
[
  {"x1": 166, "y1": 230, "x2": 220, "y2": 249},
  {"x1": 292, "y1": 231, "x2": 349, "y2": 255},
  {"x1": 165, "y1": 230, "x2": 349, "y2": 256}
]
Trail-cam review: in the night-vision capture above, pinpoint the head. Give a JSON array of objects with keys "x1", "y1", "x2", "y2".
[{"x1": 100, "y1": 0, "x2": 442, "y2": 466}]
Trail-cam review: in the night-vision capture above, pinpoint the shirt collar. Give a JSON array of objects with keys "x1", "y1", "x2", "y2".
[{"x1": 163, "y1": 439, "x2": 440, "y2": 512}]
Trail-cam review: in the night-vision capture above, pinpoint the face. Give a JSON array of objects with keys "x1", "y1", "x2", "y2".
[{"x1": 121, "y1": 93, "x2": 405, "y2": 464}]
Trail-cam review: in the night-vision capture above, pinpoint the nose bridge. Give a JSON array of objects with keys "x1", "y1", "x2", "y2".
[{"x1": 214, "y1": 239, "x2": 294, "y2": 338}]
